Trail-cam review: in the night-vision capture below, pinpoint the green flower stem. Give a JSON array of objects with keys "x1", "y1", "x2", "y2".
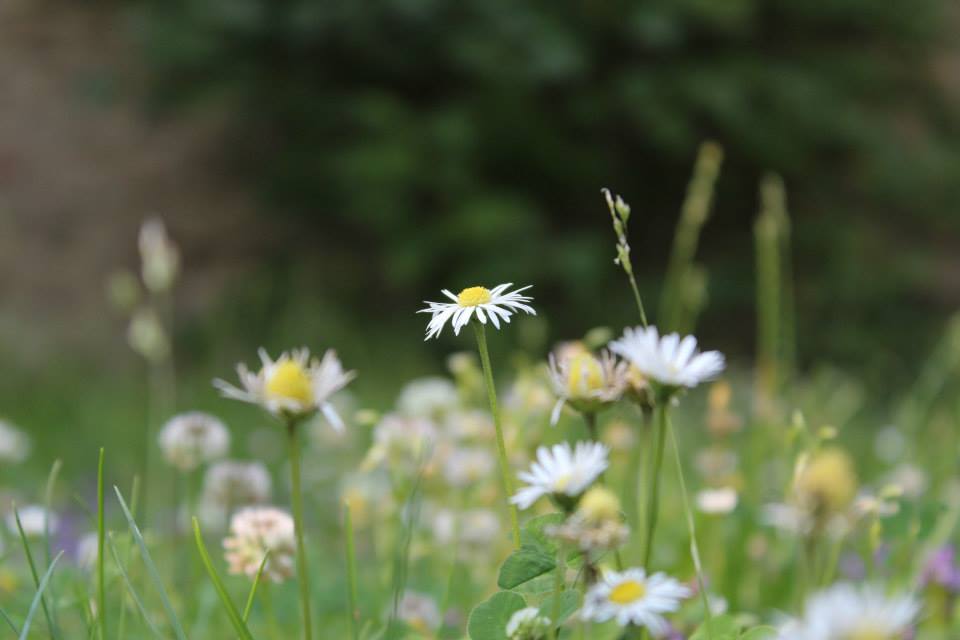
[
  {"x1": 626, "y1": 269, "x2": 649, "y2": 329},
  {"x1": 343, "y1": 500, "x2": 360, "y2": 640},
  {"x1": 551, "y1": 544, "x2": 565, "y2": 640},
  {"x1": 472, "y1": 321, "x2": 521, "y2": 548},
  {"x1": 641, "y1": 404, "x2": 668, "y2": 568},
  {"x1": 287, "y1": 420, "x2": 313, "y2": 640},
  {"x1": 665, "y1": 411, "x2": 713, "y2": 640},
  {"x1": 97, "y1": 449, "x2": 106, "y2": 640}
]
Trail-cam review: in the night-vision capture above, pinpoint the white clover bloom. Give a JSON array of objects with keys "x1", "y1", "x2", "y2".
[
  {"x1": 7, "y1": 505, "x2": 58, "y2": 538},
  {"x1": 214, "y1": 348, "x2": 355, "y2": 430},
  {"x1": 511, "y1": 441, "x2": 609, "y2": 510},
  {"x1": 506, "y1": 607, "x2": 551, "y2": 639},
  {"x1": 430, "y1": 508, "x2": 500, "y2": 548},
  {"x1": 780, "y1": 583, "x2": 919, "y2": 640},
  {"x1": 696, "y1": 487, "x2": 739, "y2": 515},
  {"x1": 443, "y1": 447, "x2": 495, "y2": 487},
  {"x1": 0, "y1": 420, "x2": 30, "y2": 463},
  {"x1": 397, "y1": 377, "x2": 460, "y2": 418},
  {"x1": 138, "y1": 217, "x2": 180, "y2": 293},
  {"x1": 396, "y1": 591, "x2": 441, "y2": 634},
  {"x1": 581, "y1": 568, "x2": 691, "y2": 633},
  {"x1": 76, "y1": 533, "x2": 99, "y2": 570},
  {"x1": 609, "y1": 326, "x2": 724, "y2": 390},
  {"x1": 202, "y1": 460, "x2": 272, "y2": 512},
  {"x1": 158, "y1": 411, "x2": 230, "y2": 472},
  {"x1": 223, "y1": 507, "x2": 296, "y2": 583},
  {"x1": 419, "y1": 283, "x2": 535, "y2": 340},
  {"x1": 547, "y1": 348, "x2": 627, "y2": 425}
]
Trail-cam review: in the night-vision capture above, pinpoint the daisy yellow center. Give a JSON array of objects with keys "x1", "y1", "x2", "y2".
[
  {"x1": 458, "y1": 286, "x2": 492, "y2": 307},
  {"x1": 553, "y1": 472, "x2": 574, "y2": 493},
  {"x1": 567, "y1": 353, "x2": 604, "y2": 395},
  {"x1": 846, "y1": 630, "x2": 888, "y2": 640},
  {"x1": 265, "y1": 360, "x2": 314, "y2": 405},
  {"x1": 609, "y1": 580, "x2": 646, "y2": 604}
]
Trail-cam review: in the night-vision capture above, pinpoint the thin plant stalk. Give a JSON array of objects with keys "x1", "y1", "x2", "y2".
[
  {"x1": 754, "y1": 178, "x2": 785, "y2": 413},
  {"x1": 641, "y1": 405, "x2": 668, "y2": 568},
  {"x1": 287, "y1": 420, "x2": 313, "y2": 640},
  {"x1": 665, "y1": 414, "x2": 713, "y2": 640},
  {"x1": 471, "y1": 321, "x2": 521, "y2": 548},
  {"x1": 97, "y1": 448, "x2": 106, "y2": 640},
  {"x1": 343, "y1": 500, "x2": 360, "y2": 640},
  {"x1": 242, "y1": 551, "x2": 271, "y2": 624},
  {"x1": 13, "y1": 505, "x2": 58, "y2": 639},
  {"x1": 117, "y1": 475, "x2": 140, "y2": 640},
  {"x1": 551, "y1": 544, "x2": 565, "y2": 640}
]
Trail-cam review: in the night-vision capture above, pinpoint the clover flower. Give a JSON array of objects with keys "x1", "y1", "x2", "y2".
[
  {"x1": 223, "y1": 507, "x2": 296, "y2": 583},
  {"x1": 158, "y1": 411, "x2": 230, "y2": 472},
  {"x1": 506, "y1": 607, "x2": 551, "y2": 640},
  {"x1": 215, "y1": 347, "x2": 355, "y2": 429},
  {"x1": 202, "y1": 460, "x2": 272, "y2": 512},
  {"x1": 419, "y1": 284, "x2": 535, "y2": 340}
]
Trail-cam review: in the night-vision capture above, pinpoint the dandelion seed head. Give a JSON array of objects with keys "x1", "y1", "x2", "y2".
[{"x1": 223, "y1": 506, "x2": 296, "y2": 583}]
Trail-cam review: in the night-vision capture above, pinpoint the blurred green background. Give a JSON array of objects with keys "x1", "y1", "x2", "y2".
[{"x1": 2, "y1": 0, "x2": 960, "y2": 477}]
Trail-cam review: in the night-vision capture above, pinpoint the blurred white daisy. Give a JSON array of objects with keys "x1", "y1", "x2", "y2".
[
  {"x1": 362, "y1": 413, "x2": 439, "y2": 473},
  {"x1": 7, "y1": 504, "x2": 58, "y2": 538},
  {"x1": 214, "y1": 348, "x2": 355, "y2": 430},
  {"x1": 511, "y1": 441, "x2": 609, "y2": 510},
  {"x1": 696, "y1": 487, "x2": 739, "y2": 515},
  {"x1": 395, "y1": 591, "x2": 442, "y2": 634},
  {"x1": 780, "y1": 583, "x2": 919, "y2": 640},
  {"x1": 506, "y1": 607, "x2": 551, "y2": 639},
  {"x1": 609, "y1": 326, "x2": 724, "y2": 390},
  {"x1": 0, "y1": 420, "x2": 30, "y2": 463},
  {"x1": 547, "y1": 348, "x2": 627, "y2": 425},
  {"x1": 443, "y1": 447, "x2": 496, "y2": 487},
  {"x1": 202, "y1": 460, "x2": 272, "y2": 512},
  {"x1": 581, "y1": 567, "x2": 691, "y2": 632},
  {"x1": 158, "y1": 411, "x2": 230, "y2": 472},
  {"x1": 223, "y1": 506, "x2": 296, "y2": 583},
  {"x1": 397, "y1": 377, "x2": 460, "y2": 418},
  {"x1": 419, "y1": 283, "x2": 535, "y2": 340},
  {"x1": 430, "y1": 507, "x2": 501, "y2": 549}
]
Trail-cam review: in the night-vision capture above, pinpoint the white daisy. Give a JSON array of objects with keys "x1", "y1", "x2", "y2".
[
  {"x1": 214, "y1": 347, "x2": 355, "y2": 430},
  {"x1": 158, "y1": 411, "x2": 230, "y2": 472},
  {"x1": 547, "y1": 348, "x2": 628, "y2": 425},
  {"x1": 581, "y1": 568, "x2": 691, "y2": 633},
  {"x1": 419, "y1": 283, "x2": 536, "y2": 340},
  {"x1": 7, "y1": 505, "x2": 58, "y2": 539},
  {"x1": 0, "y1": 419, "x2": 30, "y2": 463},
  {"x1": 511, "y1": 441, "x2": 609, "y2": 510},
  {"x1": 780, "y1": 583, "x2": 919, "y2": 640},
  {"x1": 609, "y1": 326, "x2": 724, "y2": 390}
]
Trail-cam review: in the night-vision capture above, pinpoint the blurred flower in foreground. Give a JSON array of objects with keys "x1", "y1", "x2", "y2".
[
  {"x1": 0, "y1": 420, "x2": 30, "y2": 463},
  {"x1": 127, "y1": 307, "x2": 170, "y2": 362},
  {"x1": 511, "y1": 441, "x2": 608, "y2": 511},
  {"x1": 396, "y1": 591, "x2": 441, "y2": 634},
  {"x1": 223, "y1": 507, "x2": 296, "y2": 583},
  {"x1": 921, "y1": 546, "x2": 960, "y2": 593},
  {"x1": 443, "y1": 447, "x2": 495, "y2": 487},
  {"x1": 548, "y1": 486, "x2": 628, "y2": 552},
  {"x1": 547, "y1": 347, "x2": 627, "y2": 426},
  {"x1": 158, "y1": 411, "x2": 230, "y2": 472},
  {"x1": 430, "y1": 508, "x2": 501, "y2": 550},
  {"x1": 581, "y1": 568, "x2": 691, "y2": 632},
  {"x1": 779, "y1": 583, "x2": 918, "y2": 639},
  {"x1": 76, "y1": 532, "x2": 99, "y2": 570},
  {"x1": 362, "y1": 413, "x2": 438, "y2": 473},
  {"x1": 506, "y1": 607, "x2": 550, "y2": 640},
  {"x1": 138, "y1": 218, "x2": 180, "y2": 294},
  {"x1": 419, "y1": 283, "x2": 535, "y2": 340},
  {"x1": 397, "y1": 377, "x2": 459, "y2": 419},
  {"x1": 7, "y1": 505, "x2": 58, "y2": 538},
  {"x1": 794, "y1": 448, "x2": 857, "y2": 521},
  {"x1": 609, "y1": 326, "x2": 724, "y2": 392},
  {"x1": 215, "y1": 348, "x2": 355, "y2": 430}
]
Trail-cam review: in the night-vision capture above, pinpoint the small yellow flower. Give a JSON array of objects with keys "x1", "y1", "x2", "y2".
[
  {"x1": 578, "y1": 486, "x2": 622, "y2": 524},
  {"x1": 795, "y1": 448, "x2": 857, "y2": 516}
]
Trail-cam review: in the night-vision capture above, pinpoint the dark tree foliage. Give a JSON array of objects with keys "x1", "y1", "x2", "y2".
[{"x1": 132, "y1": 0, "x2": 960, "y2": 374}]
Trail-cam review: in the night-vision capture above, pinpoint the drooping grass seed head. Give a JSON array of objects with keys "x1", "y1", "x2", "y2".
[{"x1": 419, "y1": 283, "x2": 536, "y2": 340}]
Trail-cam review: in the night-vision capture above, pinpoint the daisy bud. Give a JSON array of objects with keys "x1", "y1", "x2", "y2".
[{"x1": 578, "y1": 486, "x2": 622, "y2": 524}]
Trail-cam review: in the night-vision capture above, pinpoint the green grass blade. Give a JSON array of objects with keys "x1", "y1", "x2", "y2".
[
  {"x1": 97, "y1": 448, "x2": 106, "y2": 640},
  {"x1": 19, "y1": 551, "x2": 64, "y2": 640},
  {"x1": 192, "y1": 517, "x2": 256, "y2": 640},
  {"x1": 107, "y1": 532, "x2": 164, "y2": 639},
  {"x1": 12, "y1": 504, "x2": 58, "y2": 639},
  {"x1": 0, "y1": 605, "x2": 19, "y2": 635},
  {"x1": 113, "y1": 486, "x2": 188, "y2": 640},
  {"x1": 242, "y1": 550, "x2": 270, "y2": 623}
]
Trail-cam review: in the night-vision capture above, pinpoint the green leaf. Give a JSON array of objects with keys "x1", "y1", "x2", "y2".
[
  {"x1": 242, "y1": 550, "x2": 270, "y2": 623},
  {"x1": 19, "y1": 551, "x2": 63, "y2": 640},
  {"x1": 739, "y1": 626, "x2": 778, "y2": 640},
  {"x1": 497, "y1": 545, "x2": 557, "y2": 589},
  {"x1": 192, "y1": 518, "x2": 256, "y2": 640},
  {"x1": 538, "y1": 589, "x2": 580, "y2": 626},
  {"x1": 106, "y1": 532, "x2": 165, "y2": 639},
  {"x1": 113, "y1": 486, "x2": 188, "y2": 640},
  {"x1": 690, "y1": 614, "x2": 740, "y2": 640},
  {"x1": 12, "y1": 504, "x2": 58, "y2": 639},
  {"x1": 520, "y1": 514, "x2": 565, "y2": 553},
  {"x1": 467, "y1": 591, "x2": 526, "y2": 640}
]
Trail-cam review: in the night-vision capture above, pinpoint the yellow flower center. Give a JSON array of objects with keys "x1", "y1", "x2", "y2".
[
  {"x1": 846, "y1": 629, "x2": 888, "y2": 640},
  {"x1": 609, "y1": 580, "x2": 646, "y2": 604},
  {"x1": 552, "y1": 472, "x2": 573, "y2": 493},
  {"x1": 265, "y1": 360, "x2": 314, "y2": 405},
  {"x1": 566, "y1": 352, "x2": 605, "y2": 396},
  {"x1": 457, "y1": 286, "x2": 492, "y2": 307}
]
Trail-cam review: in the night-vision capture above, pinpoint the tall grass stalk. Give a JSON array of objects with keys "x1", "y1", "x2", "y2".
[
  {"x1": 286, "y1": 420, "x2": 313, "y2": 640},
  {"x1": 97, "y1": 449, "x2": 106, "y2": 640},
  {"x1": 602, "y1": 188, "x2": 648, "y2": 328},
  {"x1": 343, "y1": 500, "x2": 360, "y2": 640},
  {"x1": 660, "y1": 141, "x2": 724, "y2": 333},
  {"x1": 471, "y1": 321, "x2": 521, "y2": 548},
  {"x1": 13, "y1": 504, "x2": 58, "y2": 639}
]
